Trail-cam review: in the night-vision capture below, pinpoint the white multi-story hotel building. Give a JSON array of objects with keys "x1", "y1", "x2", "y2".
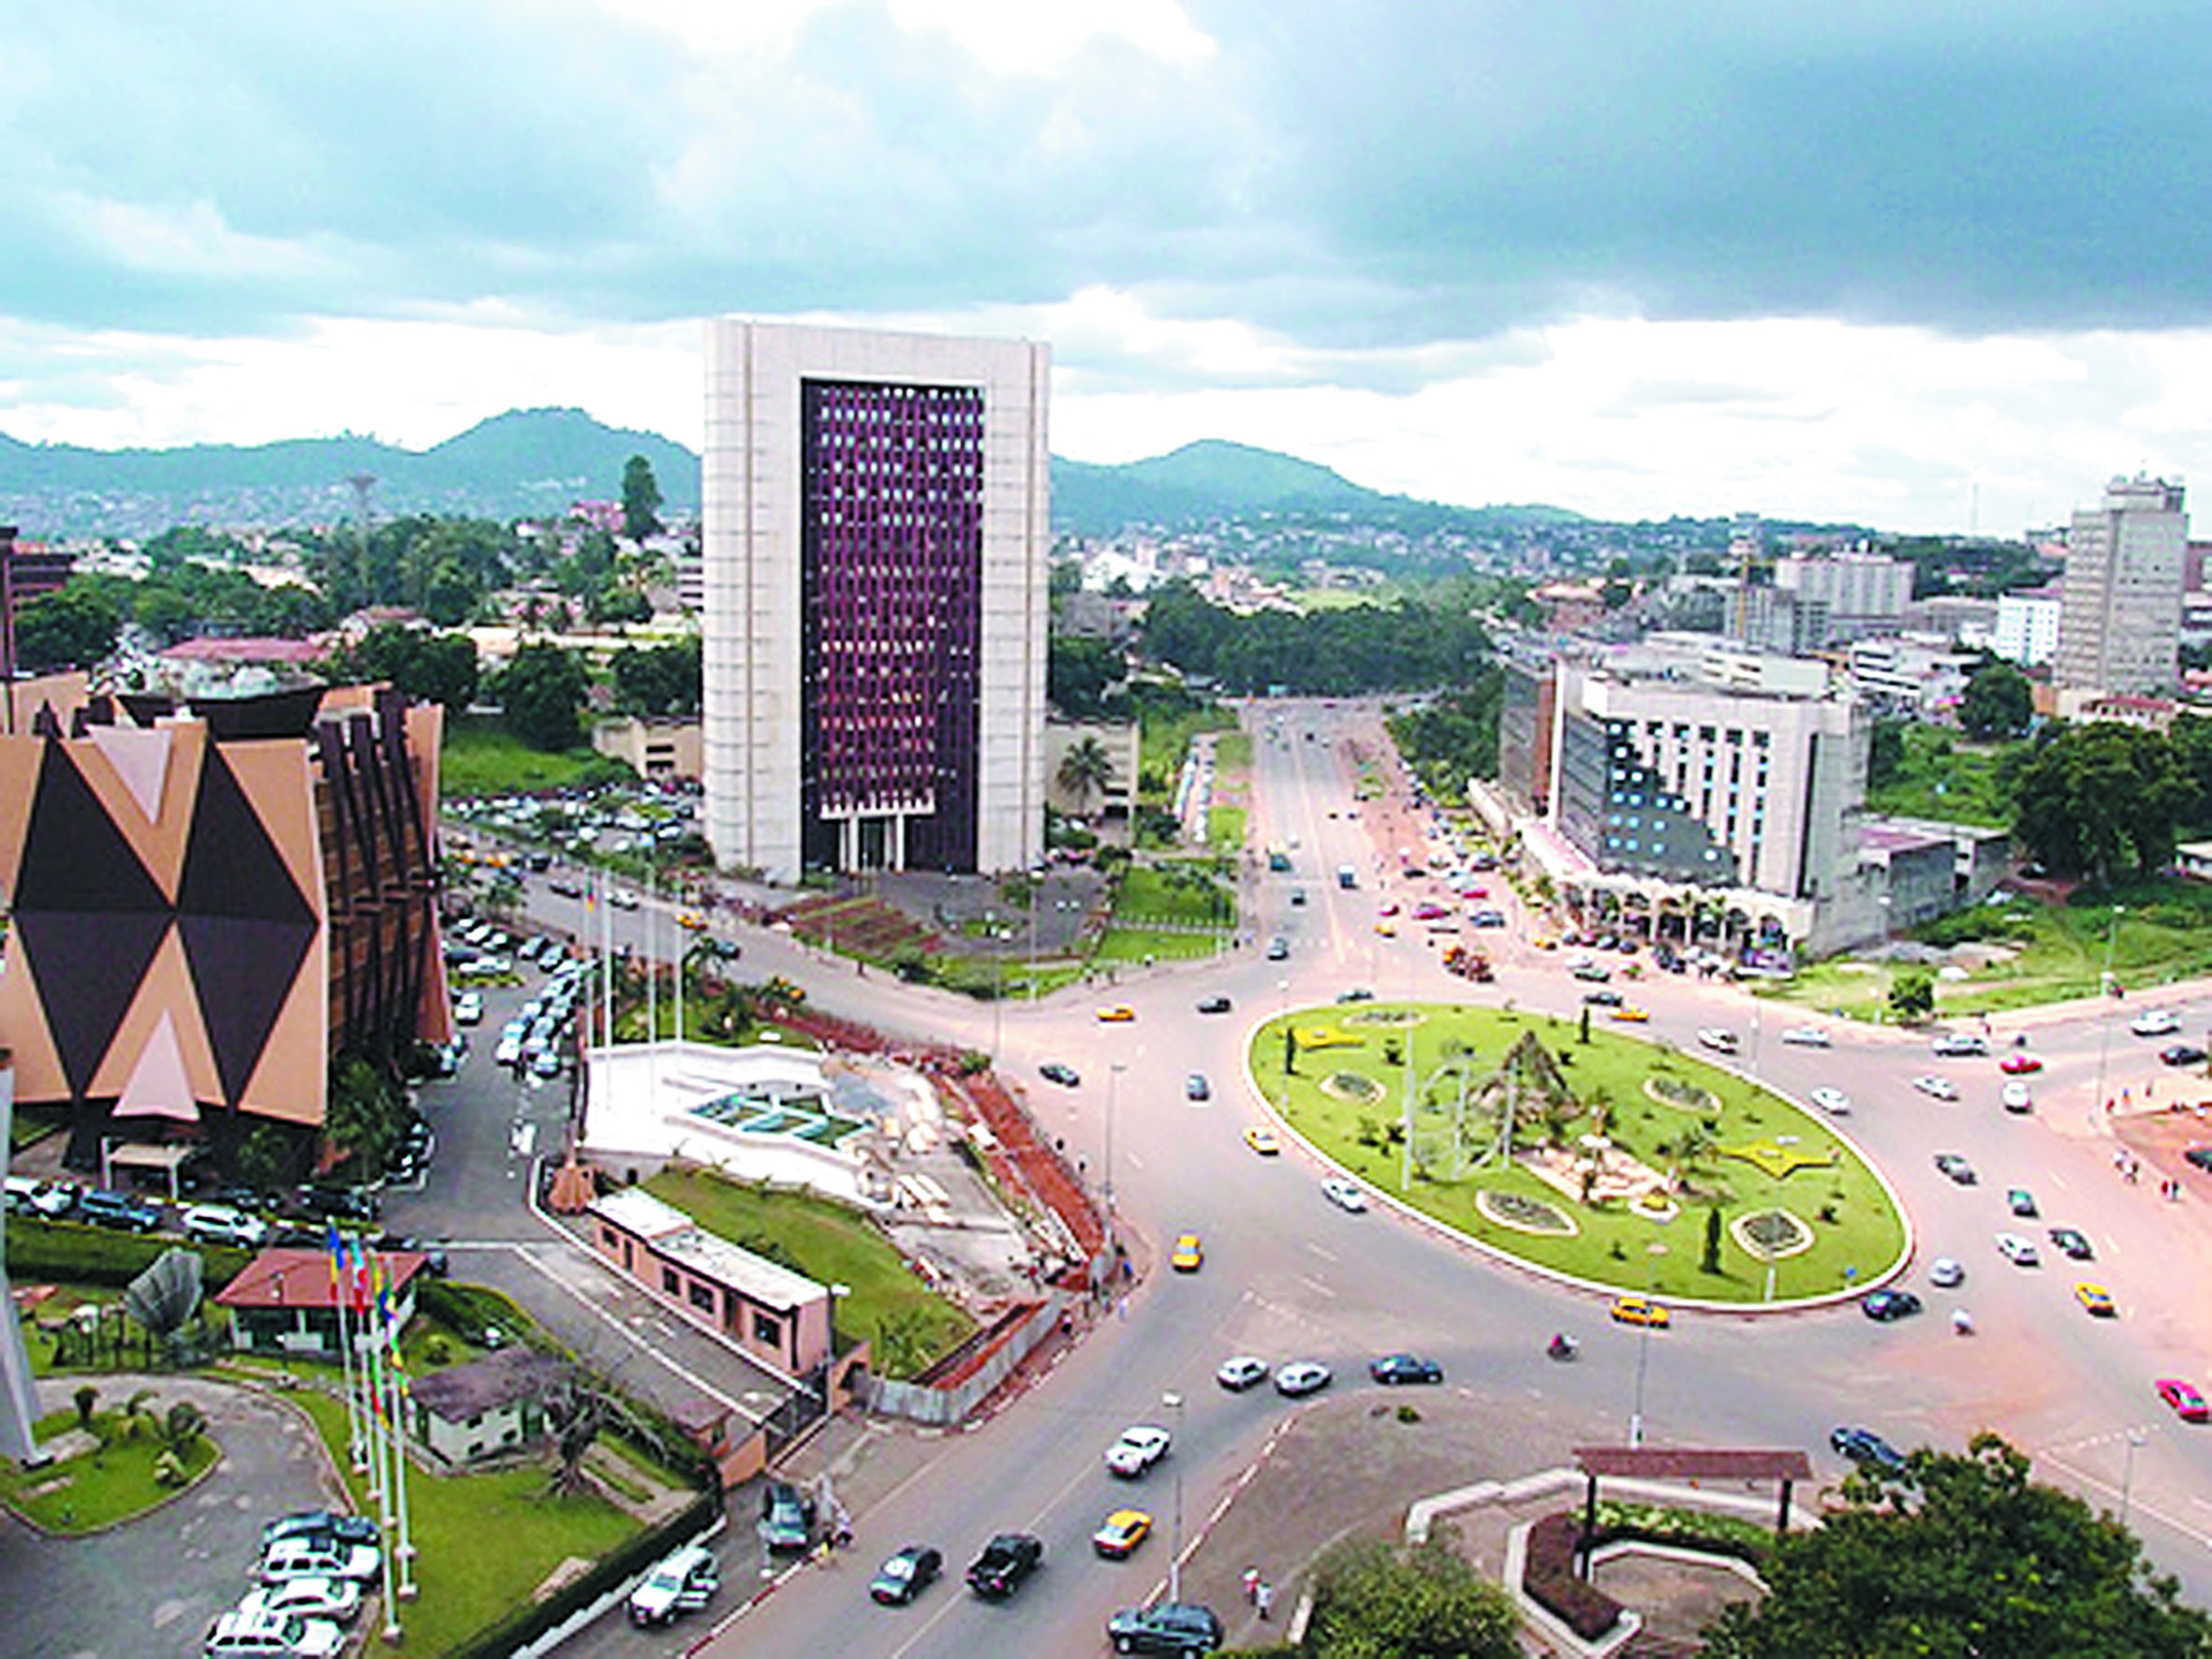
[
  {"x1": 1994, "y1": 589, "x2": 2063, "y2": 667},
  {"x1": 700, "y1": 321, "x2": 1051, "y2": 882},
  {"x1": 2055, "y1": 477, "x2": 2187, "y2": 695}
]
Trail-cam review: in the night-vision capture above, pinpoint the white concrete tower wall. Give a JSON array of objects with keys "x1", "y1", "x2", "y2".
[
  {"x1": 2055, "y1": 476, "x2": 2186, "y2": 695},
  {"x1": 701, "y1": 320, "x2": 1048, "y2": 882}
]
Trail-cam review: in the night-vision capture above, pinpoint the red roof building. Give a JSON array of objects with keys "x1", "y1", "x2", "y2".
[{"x1": 214, "y1": 1246, "x2": 429, "y2": 1359}]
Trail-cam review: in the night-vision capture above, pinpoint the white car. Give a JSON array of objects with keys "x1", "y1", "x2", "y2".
[
  {"x1": 1780, "y1": 1026, "x2": 1833, "y2": 1048},
  {"x1": 1809, "y1": 1088, "x2": 1851, "y2": 1115},
  {"x1": 1912, "y1": 1075, "x2": 1960, "y2": 1101},
  {"x1": 204, "y1": 1608, "x2": 345, "y2": 1659},
  {"x1": 1997, "y1": 1232, "x2": 2041, "y2": 1267},
  {"x1": 1320, "y1": 1178, "x2": 1368, "y2": 1212},
  {"x1": 2131, "y1": 1009, "x2": 2180, "y2": 1037},
  {"x1": 453, "y1": 991, "x2": 484, "y2": 1025},
  {"x1": 236, "y1": 1578, "x2": 362, "y2": 1624},
  {"x1": 2000, "y1": 1079, "x2": 2034, "y2": 1112},
  {"x1": 1216, "y1": 1356, "x2": 1270, "y2": 1391},
  {"x1": 1697, "y1": 1028, "x2": 1740, "y2": 1055},
  {"x1": 1105, "y1": 1424, "x2": 1172, "y2": 1477},
  {"x1": 181, "y1": 1204, "x2": 270, "y2": 1249},
  {"x1": 260, "y1": 1541, "x2": 382, "y2": 1585},
  {"x1": 1930, "y1": 1033, "x2": 1989, "y2": 1058},
  {"x1": 627, "y1": 1544, "x2": 718, "y2": 1627},
  {"x1": 1274, "y1": 1360, "x2": 1333, "y2": 1398},
  {"x1": 1928, "y1": 1256, "x2": 1965, "y2": 1287}
]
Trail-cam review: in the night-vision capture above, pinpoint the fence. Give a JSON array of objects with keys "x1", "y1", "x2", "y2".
[{"x1": 863, "y1": 1292, "x2": 1067, "y2": 1427}]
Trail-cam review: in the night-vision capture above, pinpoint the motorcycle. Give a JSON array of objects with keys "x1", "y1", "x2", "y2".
[
  {"x1": 1952, "y1": 1308, "x2": 1975, "y2": 1336},
  {"x1": 1547, "y1": 1332, "x2": 1579, "y2": 1361}
]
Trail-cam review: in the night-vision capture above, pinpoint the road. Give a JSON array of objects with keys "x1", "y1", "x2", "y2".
[{"x1": 494, "y1": 697, "x2": 2212, "y2": 1655}]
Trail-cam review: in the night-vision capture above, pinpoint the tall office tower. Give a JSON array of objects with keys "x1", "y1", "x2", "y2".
[
  {"x1": 2055, "y1": 477, "x2": 2187, "y2": 694},
  {"x1": 702, "y1": 322, "x2": 1050, "y2": 882}
]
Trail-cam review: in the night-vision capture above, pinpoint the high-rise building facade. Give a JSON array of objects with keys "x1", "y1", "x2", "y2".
[
  {"x1": 1772, "y1": 552, "x2": 1912, "y2": 644},
  {"x1": 702, "y1": 322, "x2": 1049, "y2": 881},
  {"x1": 2055, "y1": 477, "x2": 2186, "y2": 694}
]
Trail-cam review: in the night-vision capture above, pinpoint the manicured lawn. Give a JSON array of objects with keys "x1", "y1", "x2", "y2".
[
  {"x1": 442, "y1": 715, "x2": 629, "y2": 797},
  {"x1": 1255, "y1": 1004, "x2": 1906, "y2": 1304},
  {"x1": 280, "y1": 1386, "x2": 646, "y2": 1656},
  {"x1": 1093, "y1": 924, "x2": 1223, "y2": 963},
  {"x1": 1208, "y1": 804, "x2": 1248, "y2": 851},
  {"x1": 0, "y1": 1405, "x2": 219, "y2": 1532},
  {"x1": 643, "y1": 1168, "x2": 976, "y2": 1379},
  {"x1": 1138, "y1": 705, "x2": 1238, "y2": 800},
  {"x1": 1759, "y1": 882, "x2": 2212, "y2": 1019},
  {"x1": 1113, "y1": 863, "x2": 1233, "y2": 928}
]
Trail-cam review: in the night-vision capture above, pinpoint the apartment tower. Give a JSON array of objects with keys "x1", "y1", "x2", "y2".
[{"x1": 2055, "y1": 477, "x2": 2187, "y2": 694}]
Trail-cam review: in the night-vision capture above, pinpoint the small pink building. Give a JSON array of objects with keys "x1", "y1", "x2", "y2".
[{"x1": 586, "y1": 1187, "x2": 832, "y2": 1379}]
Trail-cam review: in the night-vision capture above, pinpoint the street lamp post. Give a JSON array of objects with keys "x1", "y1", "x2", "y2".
[
  {"x1": 1105, "y1": 1062, "x2": 1126, "y2": 1258},
  {"x1": 2093, "y1": 904, "x2": 2127, "y2": 1122},
  {"x1": 2120, "y1": 1427, "x2": 2147, "y2": 1527},
  {"x1": 1164, "y1": 1390, "x2": 1187, "y2": 1600},
  {"x1": 1630, "y1": 1240, "x2": 1668, "y2": 1448},
  {"x1": 820, "y1": 1282, "x2": 851, "y2": 1518}
]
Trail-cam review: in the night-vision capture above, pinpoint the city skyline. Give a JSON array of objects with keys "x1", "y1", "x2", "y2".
[{"x1": 7, "y1": 3, "x2": 2212, "y2": 536}]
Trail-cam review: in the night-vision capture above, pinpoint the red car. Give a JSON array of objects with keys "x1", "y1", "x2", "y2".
[
  {"x1": 1999, "y1": 1052, "x2": 2043, "y2": 1075},
  {"x1": 2157, "y1": 1379, "x2": 2209, "y2": 1422}
]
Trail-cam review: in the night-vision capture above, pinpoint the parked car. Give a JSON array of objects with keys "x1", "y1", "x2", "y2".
[
  {"x1": 1106, "y1": 1601, "x2": 1225, "y2": 1655},
  {"x1": 182, "y1": 1203, "x2": 271, "y2": 1249},
  {"x1": 77, "y1": 1187, "x2": 162, "y2": 1232},
  {"x1": 1091, "y1": 1509, "x2": 1153, "y2": 1560},
  {"x1": 1369, "y1": 1353, "x2": 1444, "y2": 1385},
  {"x1": 1216, "y1": 1355, "x2": 1270, "y2": 1391},
  {"x1": 4, "y1": 1177, "x2": 75, "y2": 1219},
  {"x1": 1274, "y1": 1361, "x2": 1333, "y2": 1398},
  {"x1": 1105, "y1": 1424, "x2": 1172, "y2": 1477},
  {"x1": 759, "y1": 1481, "x2": 816, "y2": 1551},
  {"x1": 235, "y1": 1577, "x2": 362, "y2": 1624},
  {"x1": 294, "y1": 1185, "x2": 376, "y2": 1223},
  {"x1": 868, "y1": 1544, "x2": 943, "y2": 1606},
  {"x1": 260, "y1": 1511, "x2": 379, "y2": 1553},
  {"x1": 1830, "y1": 1425, "x2": 1907, "y2": 1474},
  {"x1": 1862, "y1": 1289, "x2": 1923, "y2": 1321},
  {"x1": 627, "y1": 1544, "x2": 719, "y2": 1626},
  {"x1": 965, "y1": 1532, "x2": 1043, "y2": 1598},
  {"x1": 453, "y1": 991, "x2": 483, "y2": 1025},
  {"x1": 260, "y1": 1540, "x2": 382, "y2": 1585},
  {"x1": 203, "y1": 1608, "x2": 345, "y2": 1659}
]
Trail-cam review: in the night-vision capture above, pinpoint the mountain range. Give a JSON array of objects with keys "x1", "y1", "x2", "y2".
[{"x1": 0, "y1": 409, "x2": 1577, "y2": 541}]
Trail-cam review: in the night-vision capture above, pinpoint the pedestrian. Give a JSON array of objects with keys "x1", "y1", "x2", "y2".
[
  {"x1": 1243, "y1": 1567, "x2": 1261, "y2": 1605},
  {"x1": 1256, "y1": 1580, "x2": 1273, "y2": 1621}
]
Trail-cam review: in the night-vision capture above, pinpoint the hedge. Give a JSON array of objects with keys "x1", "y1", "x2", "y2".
[
  {"x1": 1524, "y1": 1511, "x2": 1624, "y2": 1641},
  {"x1": 2, "y1": 1219, "x2": 250, "y2": 1290}
]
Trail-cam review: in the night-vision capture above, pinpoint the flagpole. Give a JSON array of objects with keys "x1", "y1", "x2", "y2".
[
  {"x1": 367, "y1": 1249, "x2": 400, "y2": 1644},
  {"x1": 327, "y1": 1225, "x2": 367, "y2": 1474},
  {"x1": 385, "y1": 1274, "x2": 418, "y2": 1602}
]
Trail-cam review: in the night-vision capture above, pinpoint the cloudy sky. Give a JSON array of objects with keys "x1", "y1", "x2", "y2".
[{"x1": 7, "y1": 1, "x2": 2212, "y2": 534}]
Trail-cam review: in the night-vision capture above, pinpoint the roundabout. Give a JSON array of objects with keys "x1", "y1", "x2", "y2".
[{"x1": 1252, "y1": 1002, "x2": 1909, "y2": 1307}]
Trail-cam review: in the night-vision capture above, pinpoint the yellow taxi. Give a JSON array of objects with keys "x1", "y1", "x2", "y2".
[
  {"x1": 1532, "y1": 935, "x2": 1558, "y2": 950},
  {"x1": 2074, "y1": 1282, "x2": 2116, "y2": 1317},
  {"x1": 1092, "y1": 1508, "x2": 1153, "y2": 1559},
  {"x1": 1609, "y1": 1295, "x2": 1671, "y2": 1329},
  {"x1": 1244, "y1": 1125, "x2": 1280, "y2": 1156},
  {"x1": 1097, "y1": 1005, "x2": 1136, "y2": 1023},
  {"x1": 1172, "y1": 1233, "x2": 1204, "y2": 1272},
  {"x1": 1374, "y1": 921, "x2": 1397, "y2": 937},
  {"x1": 678, "y1": 910, "x2": 706, "y2": 931},
  {"x1": 1610, "y1": 1005, "x2": 1651, "y2": 1022}
]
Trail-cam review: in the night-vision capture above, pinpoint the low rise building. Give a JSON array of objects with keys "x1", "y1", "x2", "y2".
[
  {"x1": 409, "y1": 1346, "x2": 570, "y2": 1466},
  {"x1": 214, "y1": 1248, "x2": 431, "y2": 1360}
]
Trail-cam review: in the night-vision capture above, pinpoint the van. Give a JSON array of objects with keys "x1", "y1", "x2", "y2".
[
  {"x1": 627, "y1": 1544, "x2": 719, "y2": 1626},
  {"x1": 77, "y1": 1188, "x2": 161, "y2": 1232}
]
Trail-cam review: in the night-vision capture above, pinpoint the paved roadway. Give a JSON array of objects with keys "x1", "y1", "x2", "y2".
[{"x1": 498, "y1": 698, "x2": 2212, "y2": 1655}]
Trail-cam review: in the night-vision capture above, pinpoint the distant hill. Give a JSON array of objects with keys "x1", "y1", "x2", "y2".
[
  {"x1": 0, "y1": 412, "x2": 1578, "y2": 542},
  {"x1": 0, "y1": 408, "x2": 701, "y2": 536}
]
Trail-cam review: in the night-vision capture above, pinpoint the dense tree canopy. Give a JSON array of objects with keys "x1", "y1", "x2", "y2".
[
  {"x1": 1047, "y1": 635, "x2": 1126, "y2": 718},
  {"x1": 1958, "y1": 659, "x2": 2035, "y2": 741},
  {"x1": 1305, "y1": 1535, "x2": 1522, "y2": 1659},
  {"x1": 621, "y1": 454, "x2": 664, "y2": 544},
  {"x1": 1141, "y1": 580, "x2": 1490, "y2": 694},
  {"x1": 328, "y1": 624, "x2": 480, "y2": 712},
  {"x1": 1704, "y1": 1433, "x2": 2212, "y2": 1658},
  {"x1": 495, "y1": 641, "x2": 589, "y2": 752},
  {"x1": 1390, "y1": 673, "x2": 1506, "y2": 796},
  {"x1": 610, "y1": 638, "x2": 701, "y2": 717},
  {"x1": 2005, "y1": 723, "x2": 2192, "y2": 883},
  {"x1": 12, "y1": 580, "x2": 124, "y2": 671}
]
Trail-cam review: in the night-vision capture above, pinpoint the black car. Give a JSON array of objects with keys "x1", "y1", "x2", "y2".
[
  {"x1": 2048, "y1": 1226, "x2": 2094, "y2": 1260},
  {"x1": 2190, "y1": 1147, "x2": 2212, "y2": 1173},
  {"x1": 296, "y1": 1184, "x2": 378, "y2": 1222},
  {"x1": 1368, "y1": 1353, "x2": 1444, "y2": 1386},
  {"x1": 1582, "y1": 989, "x2": 1624, "y2": 1007},
  {"x1": 1830, "y1": 1426, "x2": 1907, "y2": 1474},
  {"x1": 869, "y1": 1545, "x2": 943, "y2": 1607},
  {"x1": 1106, "y1": 1601, "x2": 1225, "y2": 1654},
  {"x1": 966, "y1": 1532, "x2": 1043, "y2": 1598},
  {"x1": 1933, "y1": 1153, "x2": 1977, "y2": 1185},
  {"x1": 262, "y1": 1510, "x2": 380, "y2": 1550},
  {"x1": 1195, "y1": 995, "x2": 1233, "y2": 1015},
  {"x1": 1860, "y1": 1289, "x2": 1922, "y2": 1322},
  {"x1": 1040, "y1": 1063, "x2": 1081, "y2": 1088},
  {"x1": 2160, "y1": 1044, "x2": 2208, "y2": 1067}
]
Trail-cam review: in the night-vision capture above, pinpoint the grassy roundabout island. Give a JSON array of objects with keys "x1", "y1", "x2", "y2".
[{"x1": 1254, "y1": 1003, "x2": 1907, "y2": 1307}]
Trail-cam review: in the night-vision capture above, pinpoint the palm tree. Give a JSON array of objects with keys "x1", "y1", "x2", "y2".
[{"x1": 1056, "y1": 735, "x2": 1115, "y2": 816}]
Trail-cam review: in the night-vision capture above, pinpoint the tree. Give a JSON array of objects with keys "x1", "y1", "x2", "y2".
[
  {"x1": 330, "y1": 624, "x2": 480, "y2": 712},
  {"x1": 1889, "y1": 967, "x2": 1936, "y2": 1022},
  {"x1": 1047, "y1": 635, "x2": 1123, "y2": 719},
  {"x1": 1703, "y1": 1433, "x2": 2212, "y2": 1658},
  {"x1": 1866, "y1": 718, "x2": 1909, "y2": 792},
  {"x1": 1305, "y1": 1534, "x2": 1522, "y2": 1659},
  {"x1": 611, "y1": 639, "x2": 702, "y2": 717},
  {"x1": 1056, "y1": 735, "x2": 1116, "y2": 815},
  {"x1": 621, "y1": 455, "x2": 664, "y2": 544},
  {"x1": 496, "y1": 641, "x2": 589, "y2": 752},
  {"x1": 1959, "y1": 660, "x2": 2034, "y2": 741},
  {"x1": 2008, "y1": 723, "x2": 2191, "y2": 883},
  {"x1": 1701, "y1": 1203, "x2": 1724, "y2": 1273},
  {"x1": 14, "y1": 581, "x2": 123, "y2": 670}
]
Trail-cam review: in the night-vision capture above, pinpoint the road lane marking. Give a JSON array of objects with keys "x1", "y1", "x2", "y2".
[
  {"x1": 1305, "y1": 1242, "x2": 1339, "y2": 1264},
  {"x1": 1297, "y1": 1274, "x2": 1337, "y2": 1299}
]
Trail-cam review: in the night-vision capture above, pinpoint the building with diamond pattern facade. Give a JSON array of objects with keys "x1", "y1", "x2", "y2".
[{"x1": 0, "y1": 676, "x2": 449, "y2": 1173}]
